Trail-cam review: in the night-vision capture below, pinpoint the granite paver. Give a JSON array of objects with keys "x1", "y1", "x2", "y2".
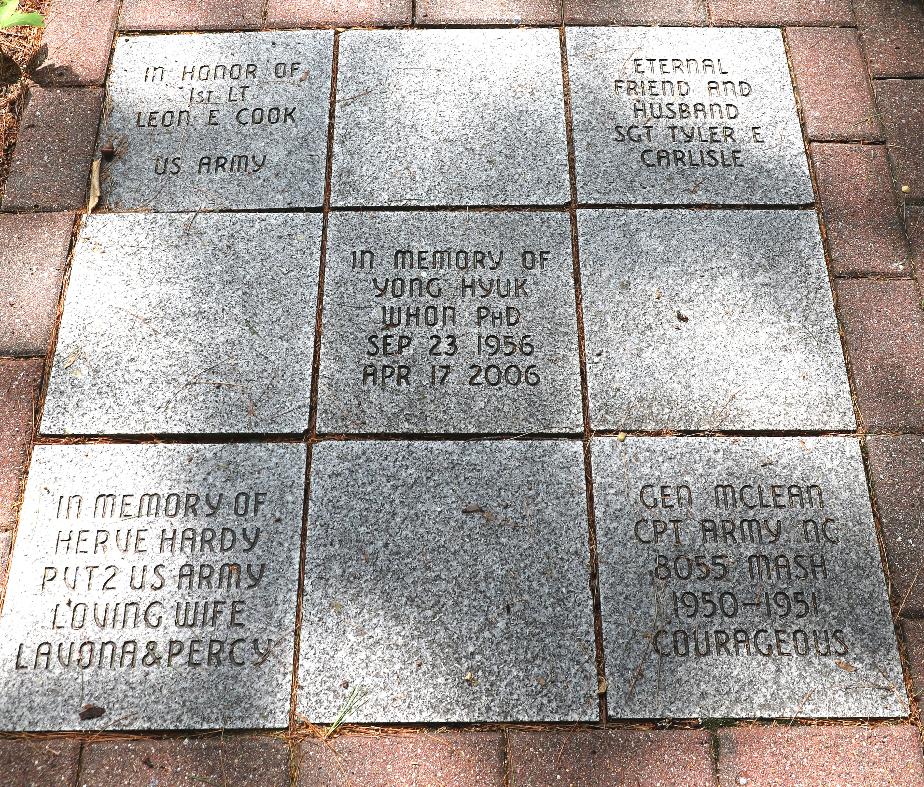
[
  {"x1": 119, "y1": 0, "x2": 262, "y2": 30},
  {"x1": 316, "y1": 211, "x2": 583, "y2": 434},
  {"x1": 594, "y1": 436, "x2": 907, "y2": 719},
  {"x1": 855, "y1": 0, "x2": 924, "y2": 78},
  {"x1": 79, "y1": 736, "x2": 292, "y2": 786},
  {"x1": 98, "y1": 32, "x2": 333, "y2": 211},
  {"x1": 0, "y1": 739, "x2": 81, "y2": 787},
  {"x1": 786, "y1": 28, "x2": 883, "y2": 142},
  {"x1": 811, "y1": 143, "x2": 910, "y2": 276},
  {"x1": 566, "y1": 26, "x2": 813, "y2": 205},
  {"x1": 298, "y1": 440, "x2": 597, "y2": 722},
  {"x1": 836, "y1": 279, "x2": 924, "y2": 432},
  {"x1": 866, "y1": 436, "x2": 924, "y2": 618},
  {"x1": 0, "y1": 442, "x2": 306, "y2": 731},
  {"x1": 0, "y1": 359, "x2": 42, "y2": 532},
  {"x1": 41, "y1": 212, "x2": 321, "y2": 435},
  {"x1": 709, "y1": 0, "x2": 854, "y2": 25},
  {"x1": 297, "y1": 732, "x2": 506, "y2": 786},
  {"x1": 1, "y1": 87, "x2": 102, "y2": 211},
  {"x1": 0, "y1": 530, "x2": 10, "y2": 600},
  {"x1": 578, "y1": 209, "x2": 854, "y2": 431},
  {"x1": 875, "y1": 80, "x2": 924, "y2": 202},
  {"x1": 0, "y1": 212, "x2": 73, "y2": 356},
  {"x1": 33, "y1": 0, "x2": 120, "y2": 86},
  {"x1": 507, "y1": 729, "x2": 717, "y2": 786},
  {"x1": 563, "y1": 0, "x2": 707, "y2": 24},
  {"x1": 717, "y1": 726, "x2": 924, "y2": 787},
  {"x1": 331, "y1": 29, "x2": 569, "y2": 207}
]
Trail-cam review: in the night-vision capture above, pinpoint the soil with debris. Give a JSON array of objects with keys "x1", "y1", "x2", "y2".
[{"x1": 0, "y1": 0, "x2": 48, "y2": 196}]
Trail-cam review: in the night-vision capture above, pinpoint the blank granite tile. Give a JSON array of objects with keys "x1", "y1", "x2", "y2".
[
  {"x1": 786, "y1": 28, "x2": 883, "y2": 142},
  {"x1": 298, "y1": 440, "x2": 597, "y2": 722},
  {"x1": 119, "y1": 0, "x2": 262, "y2": 31},
  {"x1": 0, "y1": 739, "x2": 81, "y2": 787},
  {"x1": 709, "y1": 0, "x2": 854, "y2": 25},
  {"x1": 1, "y1": 87, "x2": 102, "y2": 211},
  {"x1": 717, "y1": 725, "x2": 924, "y2": 787},
  {"x1": 566, "y1": 27, "x2": 813, "y2": 205},
  {"x1": 0, "y1": 212, "x2": 73, "y2": 356},
  {"x1": 98, "y1": 32, "x2": 333, "y2": 211},
  {"x1": 317, "y1": 211, "x2": 582, "y2": 434},
  {"x1": 866, "y1": 436, "x2": 924, "y2": 617},
  {"x1": 0, "y1": 359, "x2": 42, "y2": 532},
  {"x1": 593, "y1": 436, "x2": 907, "y2": 719},
  {"x1": 507, "y1": 729, "x2": 716, "y2": 787},
  {"x1": 811, "y1": 144, "x2": 910, "y2": 276},
  {"x1": 80, "y1": 736, "x2": 292, "y2": 786},
  {"x1": 0, "y1": 442, "x2": 306, "y2": 731},
  {"x1": 855, "y1": 0, "x2": 924, "y2": 78},
  {"x1": 578, "y1": 209, "x2": 855, "y2": 431},
  {"x1": 331, "y1": 29, "x2": 570, "y2": 207},
  {"x1": 564, "y1": 0, "x2": 707, "y2": 24},
  {"x1": 416, "y1": 0, "x2": 560, "y2": 24},
  {"x1": 266, "y1": 0, "x2": 412, "y2": 25},
  {"x1": 41, "y1": 213, "x2": 321, "y2": 435},
  {"x1": 33, "y1": 0, "x2": 120, "y2": 86},
  {"x1": 297, "y1": 732, "x2": 506, "y2": 786},
  {"x1": 0, "y1": 530, "x2": 10, "y2": 598},
  {"x1": 875, "y1": 80, "x2": 924, "y2": 202}
]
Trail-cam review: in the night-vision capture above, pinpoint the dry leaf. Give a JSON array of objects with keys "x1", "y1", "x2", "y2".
[
  {"x1": 834, "y1": 659, "x2": 856, "y2": 672},
  {"x1": 87, "y1": 159, "x2": 101, "y2": 214}
]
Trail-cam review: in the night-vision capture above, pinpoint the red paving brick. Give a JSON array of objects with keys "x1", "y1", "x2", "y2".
[
  {"x1": 296, "y1": 731, "x2": 505, "y2": 786},
  {"x1": 787, "y1": 28, "x2": 883, "y2": 142},
  {"x1": 507, "y1": 728, "x2": 716, "y2": 787},
  {"x1": 0, "y1": 738, "x2": 81, "y2": 787},
  {"x1": 119, "y1": 0, "x2": 262, "y2": 31},
  {"x1": 1, "y1": 87, "x2": 102, "y2": 212},
  {"x1": 876, "y1": 80, "x2": 924, "y2": 203},
  {"x1": 855, "y1": 0, "x2": 924, "y2": 78},
  {"x1": 265, "y1": 0, "x2": 412, "y2": 26},
  {"x1": 0, "y1": 359, "x2": 42, "y2": 532},
  {"x1": 79, "y1": 736, "x2": 291, "y2": 786},
  {"x1": 564, "y1": 0, "x2": 707, "y2": 24},
  {"x1": 717, "y1": 726, "x2": 924, "y2": 787},
  {"x1": 709, "y1": 0, "x2": 853, "y2": 26},
  {"x1": 867, "y1": 436, "x2": 924, "y2": 618},
  {"x1": 835, "y1": 279, "x2": 924, "y2": 432},
  {"x1": 811, "y1": 144, "x2": 910, "y2": 276},
  {"x1": 418, "y1": 0, "x2": 560, "y2": 24},
  {"x1": 903, "y1": 618, "x2": 924, "y2": 705},
  {"x1": 908, "y1": 207, "x2": 924, "y2": 281},
  {"x1": 32, "y1": 0, "x2": 119, "y2": 86},
  {"x1": 0, "y1": 213, "x2": 72, "y2": 357}
]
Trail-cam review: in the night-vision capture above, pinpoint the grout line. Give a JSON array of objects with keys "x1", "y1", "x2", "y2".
[
  {"x1": 70, "y1": 740, "x2": 85, "y2": 787},
  {"x1": 558, "y1": 23, "x2": 608, "y2": 725}
]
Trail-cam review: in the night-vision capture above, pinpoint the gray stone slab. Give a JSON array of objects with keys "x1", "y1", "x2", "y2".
[
  {"x1": 578, "y1": 209, "x2": 855, "y2": 431},
  {"x1": 99, "y1": 31, "x2": 333, "y2": 211},
  {"x1": 41, "y1": 212, "x2": 321, "y2": 435},
  {"x1": 566, "y1": 27, "x2": 814, "y2": 205},
  {"x1": 0, "y1": 442, "x2": 306, "y2": 731},
  {"x1": 317, "y1": 211, "x2": 583, "y2": 434},
  {"x1": 298, "y1": 440, "x2": 598, "y2": 722},
  {"x1": 331, "y1": 29, "x2": 570, "y2": 207},
  {"x1": 592, "y1": 436, "x2": 908, "y2": 719}
]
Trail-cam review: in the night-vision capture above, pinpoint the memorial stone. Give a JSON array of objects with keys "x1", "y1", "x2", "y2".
[
  {"x1": 98, "y1": 31, "x2": 333, "y2": 211},
  {"x1": 592, "y1": 436, "x2": 908, "y2": 719},
  {"x1": 298, "y1": 440, "x2": 598, "y2": 722},
  {"x1": 331, "y1": 29, "x2": 570, "y2": 207},
  {"x1": 578, "y1": 209, "x2": 855, "y2": 431},
  {"x1": 0, "y1": 442, "x2": 306, "y2": 731},
  {"x1": 566, "y1": 27, "x2": 814, "y2": 205},
  {"x1": 41, "y1": 212, "x2": 321, "y2": 435},
  {"x1": 317, "y1": 211, "x2": 583, "y2": 433}
]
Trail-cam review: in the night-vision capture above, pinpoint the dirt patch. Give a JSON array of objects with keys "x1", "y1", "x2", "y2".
[{"x1": 0, "y1": 0, "x2": 49, "y2": 195}]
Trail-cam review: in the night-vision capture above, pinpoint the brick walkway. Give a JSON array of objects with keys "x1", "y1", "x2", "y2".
[{"x1": 1, "y1": 0, "x2": 924, "y2": 784}]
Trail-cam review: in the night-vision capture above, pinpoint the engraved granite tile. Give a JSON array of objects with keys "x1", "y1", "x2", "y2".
[
  {"x1": 317, "y1": 211, "x2": 583, "y2": 434},
  {"x1": 41, "y1": 213, "x2": 321, "y2": 435},
  {"x1": 578, "y1": 209, "x2": 855, "y2": 431},
  {"x1": 298, "y1": 440, "x2": 598, "y2": 722},
  {"x1": 566, "y1": 27, "x2": 814, "y2": 205},
  {"x1": 592, "y1": 436, "x2": 907, "y2": 719},
  {"x1": 97, "y1": 32, "x2": 333, "y2": 211},
  {"x1": 331, "y1": 29, "x2": 570, "y2": 207},
  {"x1": 0, "y1": 442, "x2": 306, "y2": 731}
]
